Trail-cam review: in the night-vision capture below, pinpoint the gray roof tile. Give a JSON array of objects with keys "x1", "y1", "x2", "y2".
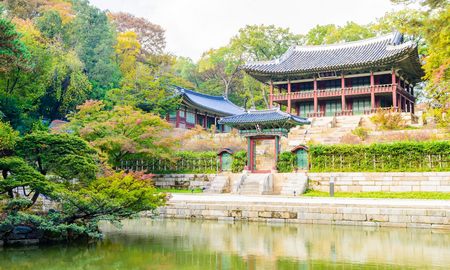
[
  {"x1": 176, "y1": 87, "x2": 245, "y2": 116},
  {"x1": 242, "y1": 32, "x2": 422, "y2": 79}
]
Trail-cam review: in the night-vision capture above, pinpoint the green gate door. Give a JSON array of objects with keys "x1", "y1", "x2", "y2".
[
  {"x1": 221, "y1": 152, "x2": 232, "y2": 171},
  {"x1": 296, "y1": 149, "x2": 308, "y2": 170}
]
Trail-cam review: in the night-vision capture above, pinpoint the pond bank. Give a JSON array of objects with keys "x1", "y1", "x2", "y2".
[{"x1": 152, "y1": 194, "x2": 450, "y2": 230}]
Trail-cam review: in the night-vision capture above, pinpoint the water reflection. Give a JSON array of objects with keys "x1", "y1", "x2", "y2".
[{"x1": 0, "y1": 218, "x2": 449, "y2": 270}]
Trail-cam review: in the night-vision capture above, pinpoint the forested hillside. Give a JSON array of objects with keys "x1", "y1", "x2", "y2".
[{"x1": 0, "y1": 0, "x2": 448, "y2": 132}]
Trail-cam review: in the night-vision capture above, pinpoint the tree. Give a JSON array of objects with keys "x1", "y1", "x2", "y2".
[
  {"x1": 0, "y1": 120, "x2": 166, "y2": 241},
  {"x1": 110, "y1": 12, "x2": 166, "y2": 56},
  {"x1": 115, "y1": 31, "x2": 141, "y2": 88},
  {"x1": 198, "y1": 46, "x2": 243, "y2": 98},
  {"x1": 16, "y1": 131, "x2": 98, "y2": 183},
  {"x1": 68, "y1": 1, "x2": 121, "y2": 99},
  {"x1": 65, "y1": 100, "x2": 177, "y2": 166},
  {"x1": 0, "y1": 15, "x2": 30, "y2": 75}
]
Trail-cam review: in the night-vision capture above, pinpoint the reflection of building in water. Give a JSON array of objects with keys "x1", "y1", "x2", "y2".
[{"x1": 102, "y1": 219, "x2": 450, "y2": 269}]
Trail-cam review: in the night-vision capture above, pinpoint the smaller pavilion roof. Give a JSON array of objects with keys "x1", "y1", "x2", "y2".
[
  {"x1": 219, "y1": 108, "x2": 310, "y2": 130},
  {"x1": 176, "y1": 86, "x2": 245, "y2": 116}
]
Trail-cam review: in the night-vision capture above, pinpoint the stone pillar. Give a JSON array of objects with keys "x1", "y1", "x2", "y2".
[
  {"x1": 341, "y1": 74, "x2": 346, "y2": 112},
  {"x1": 370, "y1": 71, "x2": 375, "y2": 109},
  {"x1": 274, "y1": 136, "x2": 280, "y2": 172},
  {"x1": 287, "y1": 80, "x2": 292, "y2": 113},
  {"x1": 246, "y1": 137, "x2": 252, "y2": 171},
  {"x1": 269, "y1": 81, "x2": 273, "y2": 109},
  {"x1": 313, "y1": 78, "x2": 318, "y2": 113}
]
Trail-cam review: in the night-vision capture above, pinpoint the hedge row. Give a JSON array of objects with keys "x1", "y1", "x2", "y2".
[{"x1": 309, "y1": 141, "x2": 450, "y2": 172}]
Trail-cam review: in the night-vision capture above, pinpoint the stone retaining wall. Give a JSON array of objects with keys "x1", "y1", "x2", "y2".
[
  {"x1": 152, "y1": 174, "x2": 215, "y2": 189},
  {"x1": 155, "y1": 195, "x2": 450, "y2": 230},
  {"x1": 308, "y1": 172, "x2": 450, "y2": 192}
]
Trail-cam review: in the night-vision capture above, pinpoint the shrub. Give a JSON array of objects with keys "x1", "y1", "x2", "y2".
[
  {"x1": 351, "y1": 127, "x2": 369, "y2": 141},
  {"x1": 277, "y1": 151, "x2": 296, "y2": 173},
  {"x1": 309, "y1": 141, "x2": 450, "y2": 172},
  {"x1": 231, "y1": 150, "x2": 247, "y2": 173},
  {"x1": 370, "y1": 108, "x2": 405, "y2": 130}
]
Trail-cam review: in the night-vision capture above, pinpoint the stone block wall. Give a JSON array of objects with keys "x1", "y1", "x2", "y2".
[
  {"x1": 155, "y1": 197, "x2": 450, "y2": 230},
  {"x1": 307, "y1": 172, "x2": 450, "y2": 192},
  {"x1": 152, "y1": 174, "x2": 215, "y2": 189}
]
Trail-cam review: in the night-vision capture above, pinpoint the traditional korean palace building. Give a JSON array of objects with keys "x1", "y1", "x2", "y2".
[
  {"x1": 242, "y1": 32, "x2": 424, "y2": 117},
  {"x1": 167, "y1": 86, "x2": 244, "y2": 132}
]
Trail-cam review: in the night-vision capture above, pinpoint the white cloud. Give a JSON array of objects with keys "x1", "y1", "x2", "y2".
[{"x1": 90, "y1": 0, "x2": 399, "y2": 60}]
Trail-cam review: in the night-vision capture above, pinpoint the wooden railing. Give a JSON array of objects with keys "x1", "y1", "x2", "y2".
[
  {"x1": 270, "y1": 83, "x2": 416, "y2": 102},
  {"x1": 307, "y1": 112, "x2": 325, "y2": 118},
  {"x1": 335, "y1": 110, "x2": 353, "y2": 116}
]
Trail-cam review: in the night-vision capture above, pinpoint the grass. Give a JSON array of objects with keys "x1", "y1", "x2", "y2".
[
  {"x1": 156, "y1": 188, "x2": 203, "y2": 194},
  {"x1": 302, "y1": 189, "x2": 450, "y2": 200}
]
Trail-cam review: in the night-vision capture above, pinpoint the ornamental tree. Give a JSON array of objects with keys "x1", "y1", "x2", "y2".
[{"x1": 66, "y1": 100, "x2": 177, "y2": 166}]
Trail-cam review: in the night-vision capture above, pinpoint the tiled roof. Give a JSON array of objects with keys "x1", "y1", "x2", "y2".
[
  {"x1": 242, "y1": 32, "x2": 423, "y2": 82},
  {"x1": 218, "y1": 109, "x2": 310, "y2": 126},
  {"x1": 176, "y1": 86, "x2": 245, "y2": 116}
]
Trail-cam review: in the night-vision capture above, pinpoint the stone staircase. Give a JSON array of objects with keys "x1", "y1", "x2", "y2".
[
  {"x1": 205, "y1": 175, "x2": 230, "y2": 193},
  {"x1": 280, "y1": 173, "x2": 308, "y2": 196},
  {"x1": 288, "y1": 116, "x2": 362, "y2": 145},
  {"x1": 236, "y1": 174, "x2": 273, "y2": 195}
]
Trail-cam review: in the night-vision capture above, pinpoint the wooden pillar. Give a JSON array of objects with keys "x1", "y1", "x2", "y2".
[
  {"x1": 203, "y1": 113, "x2": 207, "y2": 128},
  {"x1": 370, "y1": 71, "x2": 375, "y2": 109},
  {"x1": 287, "y1": 80, "x2": 292, "y2": 113},
  {"x1": 269, "y1": 81, "x2": 274, "y2": 109},
  {"x1": 313, "y1": 77, "x2": 318, "y2": 113},
  {"x1": 175, "y1": 110, "x2": 180, "y2": 128},
  {"x1": 398, "y1": 95, "x2": 402, "y2": 112},
  {"x1": 341, "y1": 74, "x2": 346, "y2": 111},
  {"x1": 392, "y1": 69, "x2": 397, "y2": 110}
]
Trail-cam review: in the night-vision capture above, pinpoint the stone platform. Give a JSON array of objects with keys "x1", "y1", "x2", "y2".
[{"x1": 155, "y1": 194, "x2": 450, "y2": 230}]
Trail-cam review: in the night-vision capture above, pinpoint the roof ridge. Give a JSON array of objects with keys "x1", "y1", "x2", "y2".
[
  {"x1": 293, "y1": 32, "x2": 396, "y2": 52},
  {"x1": 177, "y1": 86, "x2": 226, "y2": 100}
]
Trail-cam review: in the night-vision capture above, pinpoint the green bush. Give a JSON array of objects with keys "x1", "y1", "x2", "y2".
[
  {"x1": 370, "y1": 108, "x2": 405, "y2": 130},
  {"x1": 231, "y1": 150, "x2": 247, "y2": 173},
  {"x1": 309, "y1": 141, "x2": 450, "y2": 172},
  {"x1": 351, "y1": 127, "x2": 369, "y2": 141},
  {"x1": 277, "y1": 151, "x2": 296, "y2": 173}
]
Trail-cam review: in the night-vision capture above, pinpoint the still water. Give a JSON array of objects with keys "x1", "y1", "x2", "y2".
[{"x1": 1, "y1": 218, "x2": 449, "y2": 270}]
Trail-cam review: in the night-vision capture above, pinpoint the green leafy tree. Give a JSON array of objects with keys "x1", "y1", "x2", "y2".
[
  {"x1": 67, "y1": 0, "x2": 121, "y2": 99},
  {"x1": 66, "y1": 100, "x2": 177, "y2": 166},
  {"x1": 0, "y1": 14, "x2": 30, "y2": 74}
]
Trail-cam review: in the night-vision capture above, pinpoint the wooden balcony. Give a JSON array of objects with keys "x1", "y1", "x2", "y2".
[{"x1": 271, "y1": 84, "x2": 414, "y2": 102}]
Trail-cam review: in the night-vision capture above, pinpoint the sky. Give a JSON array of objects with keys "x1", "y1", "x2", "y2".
[{"x1": 90, "y1": 0, "x2": 400, "y2": 61}]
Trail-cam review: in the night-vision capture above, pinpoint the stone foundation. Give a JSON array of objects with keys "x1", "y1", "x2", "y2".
[
  {"x1": 154, "y1": 195, "x2": 450, "y2": 230},
  {"x1": 152, "y1": 174, "x2": 215, "y2": 189},
  {"x1": 308, "y1": 172, "x2": 450, "y2": 192}
]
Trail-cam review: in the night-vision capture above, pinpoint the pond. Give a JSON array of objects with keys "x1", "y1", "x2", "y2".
[{"x1": 1, "y1": 218, "x2": 449, "y2": 269}]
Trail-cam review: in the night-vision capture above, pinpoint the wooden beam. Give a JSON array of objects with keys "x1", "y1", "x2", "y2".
[
  {"x1": 269, "y1": 81, "x2": 273, "y2": 109},
  {"x1": 287, "y1": 80, "x2": 291, "y2": 113},
  {"x1": 313, "y1": 77, "x2": 318, "y2": 113},
  {"x1": 392, "y1": 69, "x2": 397, "y2": 110},
  {"x1": 370, "y1": 71, "x2": 375, "y2": 109},
  {"x1": 341, "y1": 74, "x2": 346, "y2": 111}
]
